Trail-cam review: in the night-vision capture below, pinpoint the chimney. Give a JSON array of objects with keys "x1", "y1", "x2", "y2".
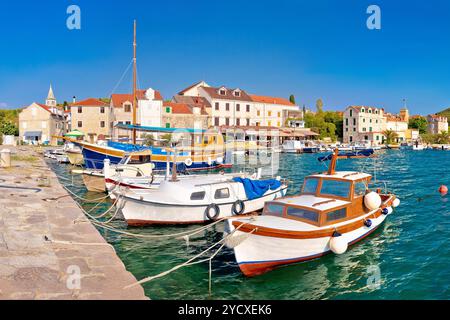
[{"x1": 72, "y1": 96, "x2": 76, "y2": 104}]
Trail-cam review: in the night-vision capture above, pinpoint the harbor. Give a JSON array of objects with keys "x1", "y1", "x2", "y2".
[
  {"x1": 19, "y1": 144, "x2": 449, "y2": 300},
  {"x1": 0, "y1": 146, "x2": 147, "y2": 299}
]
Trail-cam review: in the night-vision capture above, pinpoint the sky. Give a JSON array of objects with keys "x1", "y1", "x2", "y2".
[{"x1": 0, "y1": 0, "x2": 449, "y2": 115}]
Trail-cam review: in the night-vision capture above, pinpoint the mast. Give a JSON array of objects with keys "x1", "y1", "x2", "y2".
[
  {"x1": 327, "y1": 148, "x2": 339, "y2": 175},
  {"x1": 132, "y1": 20, "x2": 137, "y2": 144}
]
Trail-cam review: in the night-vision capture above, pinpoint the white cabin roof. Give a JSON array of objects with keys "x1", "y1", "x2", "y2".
[
  {"x1": 309, "y1": 171, "x2": 371, "y2": 181},
  {"x1": 274, "y1": 195, "x2": 350, "y2": 211}
]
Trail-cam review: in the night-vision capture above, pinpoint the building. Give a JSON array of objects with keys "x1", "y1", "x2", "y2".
[
  {"x1": 70, "y1": 98, "x2": 112, "y2": 143},
  {"x1": 427, "y1": 114, "x2": 448, "y2": 134},
  {"x1": 343, "y1": 105, "x2": 411, "y2": 145},
  {"x1": 343, "y1": 106, "x2": 386, "y2": 145},
  {"x1": 19, "y1": 85, "x2": 66, "y2": 145},
  {"x1": 110, "y1": 88, "x2": 163, "y2": 140},
  {"x1": 162, "y1": 102, "x2": 209, "y2": 129},
  {"x1": 177, "y1": 81, "x2": 300, "y2": 128}
]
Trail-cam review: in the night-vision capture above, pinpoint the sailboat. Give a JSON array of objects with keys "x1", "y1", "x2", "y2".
[{"x1": 67, "y1": 21, "x2": 231, "y2": 172}]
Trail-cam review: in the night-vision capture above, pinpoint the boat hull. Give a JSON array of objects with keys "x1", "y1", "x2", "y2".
[
  {"x1": 81, "y1": 172, "x2": 106, "y2": 193},
  {"x1": 229, "y1": 209, "x2": 388, "y2": 277},
  {"x1": 118, "y1": 186, "x2": 288, "y2": 226},
  {"x1": 66, "y1": 151, "x2": 84, "y2": 165}
]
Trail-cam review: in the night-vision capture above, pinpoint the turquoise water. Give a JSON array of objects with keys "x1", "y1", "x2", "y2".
[{"x1": 48, "y1": 150, "x2": 450, "y2": 299}]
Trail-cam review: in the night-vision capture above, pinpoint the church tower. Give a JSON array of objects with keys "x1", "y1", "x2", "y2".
[
  {"x1": 45, "y1": 84, "x2": 57, "y2": 107},
  {"x1": 399, "y1": 98, "x2": 409, "y2": 122}
]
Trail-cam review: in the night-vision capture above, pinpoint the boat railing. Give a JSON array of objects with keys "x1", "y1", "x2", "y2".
[{"x1": 369, "y1": 180, "x2": 389, "y2": 194}]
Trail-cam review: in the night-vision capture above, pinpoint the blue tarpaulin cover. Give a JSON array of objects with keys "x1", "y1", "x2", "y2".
[{"x1": 232, "y1": 177, "x2": 282, "y2": 200}]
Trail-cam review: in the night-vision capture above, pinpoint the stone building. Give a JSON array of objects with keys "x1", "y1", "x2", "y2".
[{"x1": 427, "y1": 114, "x2": 448, "y2": 134}]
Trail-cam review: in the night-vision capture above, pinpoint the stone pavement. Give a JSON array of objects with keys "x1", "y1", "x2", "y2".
[{"x1": 0, "y1": 146, "x2": 148, "y2": 300}]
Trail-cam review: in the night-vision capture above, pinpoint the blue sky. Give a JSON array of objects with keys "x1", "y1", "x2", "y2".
[{"x1": 0, "y1": 0, "x2": 449, "y2": 115}]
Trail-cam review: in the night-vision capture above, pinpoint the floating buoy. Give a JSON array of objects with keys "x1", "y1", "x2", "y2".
[
  {"x1": 364, "y1": 191, "x2": 382, "y2": 211},
  {"x1": 392, "y1": 198, "x2": 400, "y2": 208},
  {"x1": 329, "y1": 231, "x2": 348, "y2": 254},
  {"x1": 364, "y1": 219, "x2": 373, "y2": 227},
  {"x1": 439, "y1": 185, "x2": 448, "y2": 195},
  {"x1": 184, "y1": 158, "x2": 193, "y2": 167}
]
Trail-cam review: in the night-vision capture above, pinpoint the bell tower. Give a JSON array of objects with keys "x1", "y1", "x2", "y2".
[
  {"x1": 45, "y1": 84, "x2": 57, "y2": 107},
  {"x1": 399, "y1": 98, "x2": 409, "y2": 122}
]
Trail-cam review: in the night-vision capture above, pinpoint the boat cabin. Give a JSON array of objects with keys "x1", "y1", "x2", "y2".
[{"x1": 262, "y1": 171, "x2": 373, "y2": 227}]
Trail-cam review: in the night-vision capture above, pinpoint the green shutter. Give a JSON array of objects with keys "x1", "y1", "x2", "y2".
[
  {"x1": 166, "y1": 107, "x2": 171, "y2": 113},
  {"x1": 166, "y1": 123, "x2": 170, "y2": 128}
]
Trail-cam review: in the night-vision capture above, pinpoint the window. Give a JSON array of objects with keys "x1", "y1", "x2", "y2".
[
  {"x1": 214, "y1": 117, "x2": 219, "y2": 126},
  {"x1": 354, "y1": 181, "x2": 367, "y2": 197},
  {"x1": 350, "y1": 136, "x2": 353, "y2": 142},
  {"x1": 361, "y1": 108, "x2": 365, "y2": 113},
  {"x1": 219, "y1": 89, "x2": 226, "y2": 95},
  {"x1": 236, "y1": 104, "x2": 240, "y2": 112},
  {"x1": 303, "y1": 178, "x2": 319, "y2": 194},
  {"x1": 320, "y1": 180, "x2": 351, "y2": 198},
  {"x1": 165, "y1": 107, "x2": 171, "y2": 113},
  {"x1": 369, "y1": 127, "x2": 372, "y2": 132},
  {"x1": 78, "y1": 106, "x2": 82, "y2": 113},
  {"x1": 234, "y1": 91, "x2": 240, "y2": 97},
  {"x1": 353, "y1": 128, "x2": 356, "y2": 132},
  {"x1": 100, "y1": 107, "x2": 105, "y2": 114},
  {"x1": 225, "y1": 118, "x2": 230, "y2": 126},
  {"x1": 236, "y1": 118, "x2": 240, "y2": 126},
  {"x1": 376, "y1": 135, "x2": 379, "y2": 140},
  {"x1": 124, "y1": 104, "x2": 131, "y2": 112},
  {"x1": 190, "y1": 191, "x2": 205, "y2": 200},
  {"x1": 257, "y1": 111, "x2": 261, "y2": 116},
  {"x1": 77, "y1": 121, "x2": 82, "y2": 128},
  {"x1": 345, "y1": 128, "x2": 348, "y2": 132},
  {"x1": 278, "y1": 112, "x2": 281, "y2": 117},
  {"x1": 268, "y1": 111, "x2": 272, "y2": 117},
  {"x1": 350, "y1": 110, "x2": 353, "y2": 117},
  {"x1": 100, "y1": 121, "x2": 105, "y2": 128},
  {"x1": 362, "y1": 128, "x2": 366, "y2": 132},
  {"x1": 226, "y1": 103, "x2": 230, "y2": 111},
  {"x1": 215, "y1": 102, "x2": 219, "y2": 110},
  {"x1": 246, "y1": 104, "x2": 250, "y2": 112},
  {"x1": 268, "y1": 121, "x2": 272, "y2": 126},
  {"x1": 214, "y1": 188, "x2": 230, "y2": 199},
  {"x1": 256, "y1": 122, "x2": 260, "y2": 127},
  {"x1": 264, "y1": 203, "x2": 285, "y2": 217},
  {"x1": 287, "y1": 207, "x2": 319, "y2": 223},
  {"x1": 126, "y1": 121, "x2": 131, "y2": 125},
  {"x1": 363, "y1": 118, "x2": 365, "y2": 123},
  {"x1": 277, "y1": 121, "x2": 281, "y2": 127},
  {"x1": 166, "y1": 123, "x2": 170, "y2": 128},
  {"x1": 365, "y1": 135, "x2": 368, "y2": 140},
  {"x1": 327, "y1": 209, "x2": 347, "y2": 222},
  {"x1": 246, "y1": 119, "x2": 250, "y2": 126},
  {"x1": 353, "y1": 118, "x2": 356, "y2": 125},
  {"x1": 345, "y1": 119, "x2": 348, "y2": 125},
  {"x1": 368, "y1": 109, "x2": 372, "y2": 114}
]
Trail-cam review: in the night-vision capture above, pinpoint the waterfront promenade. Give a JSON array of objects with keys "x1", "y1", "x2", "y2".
[{"x1": 0, "y1": 146, "x2": 147, "y2": 300}]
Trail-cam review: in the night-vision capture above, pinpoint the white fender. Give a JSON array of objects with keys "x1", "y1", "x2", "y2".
[
  {"x1": 329, "y1": 234, "x2": 348, "y2": 254},
  {"x1": 184, "y1": 158, "x2": 193, "y2": 166},
  {"x1": 216, "y1": 156, "x2": 224, "y2": 164},
  {"x1": 392, "y1": 198, "x2": 400, "y2": 208},
  {"x1": 364, "y1": 191, "x2": 382, "y2": 211}
]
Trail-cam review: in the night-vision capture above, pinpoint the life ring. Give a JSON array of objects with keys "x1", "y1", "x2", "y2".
[
  {"x1": 231, "y1": 200, "x2": 245, "y2": 215},
  {"x1": 216, "y1": 156, "x2": 224, "y2": 164},
  {"x1": 205, "y1": 203, "x2": 220, "y2": 221},
  {"x1": 184, "y1": 158, "x2": 193, "y2": 167}
]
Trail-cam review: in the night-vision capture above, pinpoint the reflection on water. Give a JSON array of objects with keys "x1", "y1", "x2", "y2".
[{"x1": 48, "y1": 149, "x2": 450, "y2": 299}]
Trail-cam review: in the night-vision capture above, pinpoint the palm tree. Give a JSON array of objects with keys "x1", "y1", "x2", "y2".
[
  {"x1": 382, "y1": 129, "x2": 398, "y2": 145},
  {"x1": 435, "y1": 131, "x2": 450, "y2": 145}
]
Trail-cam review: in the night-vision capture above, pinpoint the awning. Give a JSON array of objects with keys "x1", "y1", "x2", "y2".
[
  {"x1": 115, "y1": 124, "x2": 206, "y2": 134},
  {"x1": 24, "y1": 131, "x2": 42, "y2": 138},
  {"x1": 65, "y1": 130, "x2": 85, "y2": 137}
]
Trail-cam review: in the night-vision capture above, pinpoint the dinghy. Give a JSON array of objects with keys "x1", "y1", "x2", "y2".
[{"x1": 226, "y1": 149, "x2": 400, "y2": 277}]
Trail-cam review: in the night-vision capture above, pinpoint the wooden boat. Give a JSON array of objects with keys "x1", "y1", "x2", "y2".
[
  {"x1": 114, "y1": 168, "x2": 288, "y2": 226},
  {"x1": 281, "y1": 140, "x2": 320, "y2": 153},
  {"x1": 226, "y1": 149, "x2": 400, "y2": 277},
  {"x1": 66, "y1": 148, "x2": 84, "y2": 165}
]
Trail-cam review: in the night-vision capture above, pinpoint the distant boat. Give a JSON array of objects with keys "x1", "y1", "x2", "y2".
[{"x1": 317, "y1": 149, "x2": 375, "y2": 161}]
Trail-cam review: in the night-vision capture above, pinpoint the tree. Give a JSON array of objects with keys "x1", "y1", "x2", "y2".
[
  {"x1": 382, "y1": 129, "x2": 398, "y2": 145},
  {"x1": 142, "y1": 133, "x2": 156, "y2": 146},
  {"x1": 289, "y1": 95, "x2": 296, "y2": 105},
  {"x1": 316, "y1": 98, "x2": 324, "y2": 114},
  {"x1": 409, "y1": 116, "x2": 427, "y2": 134},
  {"x1": 0, "y1": 119, "x2": 19, "y2": 136},
  {"x1": 435, "y1": 131, "x2": 450, "y2": 144},
  {"x1": 160, "y1": 133, "x2": 173, "y2": 147},
  {"x1": 303, "y1": 110, "x2": 342, "y2": 141}
]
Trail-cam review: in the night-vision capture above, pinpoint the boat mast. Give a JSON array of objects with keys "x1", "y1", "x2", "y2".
[
  {"x1": 132, "y1": 20, "x2": 137, "y2": 145},
  {"x1": 327, "y1": 148, "x2": 339, "y2": 175}
]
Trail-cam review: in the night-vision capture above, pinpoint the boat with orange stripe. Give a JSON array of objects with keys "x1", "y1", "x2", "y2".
[{"x1": 225, "y1": 149, "x2": 400, "y2": 277}]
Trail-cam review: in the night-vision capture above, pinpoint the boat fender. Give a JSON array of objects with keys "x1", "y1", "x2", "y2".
[
  {"x1": 392, "y1": 198, "x2": 400, "y2": 207},
  {"x1": 216, "y1": 157, "x2": 224, "y2": 164},
  {"x1": 329, "y1": 231, "x2": 348, "y2": 254},
  {"x1": 382, "y1": 207, "x2": 393, "y2": 215},
  {"x1": 184, "y1": 158, "x2": 193, "y2": 167},
  {"x1": 231, "y1": 200, "x2": 245, "y2": 215},
  {"x1": 364, "y1": 191, "x2": 382, "y2": 211},
  {"x1": 205, "y1": 204, "x2": 220, "y2": 221},
  {"x1": 364, "y1": 219, "x2": 372, "y2": 228}
]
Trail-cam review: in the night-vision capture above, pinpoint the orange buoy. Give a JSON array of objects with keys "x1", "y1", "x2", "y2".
[{"x1": 439, "y1": 185, "x2": 448, "y2": 195}]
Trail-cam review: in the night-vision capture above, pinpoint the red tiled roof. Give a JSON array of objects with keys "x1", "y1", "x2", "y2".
[
  {"x1": 200, "y1": 86, "x2": 253, "y2": 102},
  {"x1": 250, "y1": 94, "x2": 295, "y2": 106},
  {"x1": 111, "y1": 90, "x2": 163, "y2": 108},
  {"x1": 178, "y1": 80, "x2": 205, "y2": 95},
  {"x1": 71, "y1": 98, "x2": 108, "y2": 107},
  {"x1": 36, "y1": 103, "x2": 52, "y2": 113}
]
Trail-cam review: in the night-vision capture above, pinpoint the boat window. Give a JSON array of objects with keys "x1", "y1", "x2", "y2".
[
  {"x1": 190, "y1": 191, "x2": 206, "y2": 201},
  {"x1": 320, "y1": 179, "x2": 351, "y2": 198},
  {"x1": 354, "y1": 181, "x2": 367, "y2": 197},
  {"x1": 264, "y1": 203, "x2": 285, "y2": 217},
  {"x1": 214, "y1": 188, "x2": 230, "y2": 199},
  {"x1": 287, "y1": 207, "x2": 319, "y2": 223},
  {"x1": 302, "y1": 178, "x2": 319, "y2": 194},
  {"x1": 128, "y1": 155, "x2": 151, "y2": 164},
  {"x1": 327, "y1": 208, "x2": 347, "y2": 222}
]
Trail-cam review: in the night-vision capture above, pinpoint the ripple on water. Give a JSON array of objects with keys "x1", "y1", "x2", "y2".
[{"x1": 47, "y1": 150, "x2": 450, "y2": 299}]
